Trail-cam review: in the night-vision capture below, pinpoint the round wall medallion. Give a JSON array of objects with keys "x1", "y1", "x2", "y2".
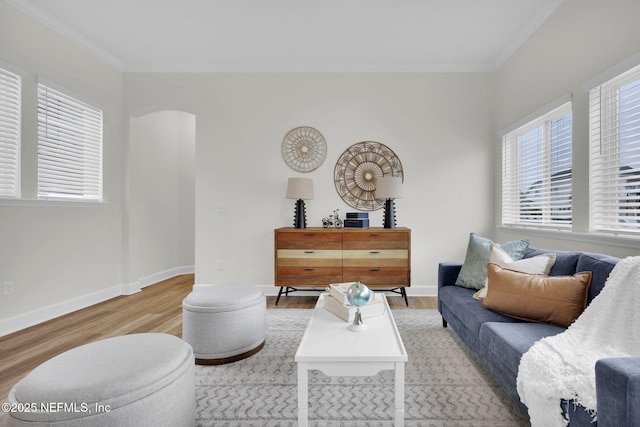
[
  {"x1": 334, "y1": 141, "x2": 404, "y2": 211},
  {"x1": 281, "y1": 126, "x2": 327, "y2": 172}
]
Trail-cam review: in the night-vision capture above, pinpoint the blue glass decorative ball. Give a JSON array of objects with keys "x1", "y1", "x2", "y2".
[{"x1": 346, "y1": 282, "x2": 371, "y2": 307}]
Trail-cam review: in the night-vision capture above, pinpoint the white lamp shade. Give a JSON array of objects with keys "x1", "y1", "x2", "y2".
[
  {"x1": 375, "y1": 176, "x2": 403, "y2": 199},
  {"x1": 286, "y1": 177, "x2": 314, "y2": 200}
]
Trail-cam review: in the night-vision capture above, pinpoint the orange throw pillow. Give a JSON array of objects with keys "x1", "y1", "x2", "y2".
[{"x1": 482, "y1": 263, "x2": 592, "y2": 327}]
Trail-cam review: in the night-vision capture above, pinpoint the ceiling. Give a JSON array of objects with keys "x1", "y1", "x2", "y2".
[{"x1": 7, "y1": 0, "x2": 564, "y2": 72}]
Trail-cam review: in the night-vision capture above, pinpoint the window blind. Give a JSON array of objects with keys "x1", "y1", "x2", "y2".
[
  {"x1": 589, "y1": 64, "x2": 640, "y2": 234},
  {"x1": 502, "y1": 102, "x2": 572, "y2": 228},
  {"x1": 37, "y1": 83, "x2": 103, "y2": 201},
  {"x1": 0, "y1": 67, "x2": 21, "y2": 198}
]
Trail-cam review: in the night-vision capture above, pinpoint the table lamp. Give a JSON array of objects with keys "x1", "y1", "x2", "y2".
[
  {"x1": 286, "y1": 177, "x2": 314, "y2": 228},
  {"x1": 375, "y1": 175, "x2": 403, "y2": 228}
]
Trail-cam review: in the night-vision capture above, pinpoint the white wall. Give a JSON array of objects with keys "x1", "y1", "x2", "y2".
[
  {"x1": 493, "y1": 0, "x2": 640, "y2": 258},
  {"x1": 125, "y1": 72, "x2": 496, "y2": 295},
  {"x1": 0, "y1": 2, "x2": 125, "y2": 331},
  {"x1": 5, "y1": 0, "x2": 640, "y2": 335}
]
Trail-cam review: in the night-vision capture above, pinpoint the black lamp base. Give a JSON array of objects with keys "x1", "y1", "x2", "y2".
[
  {"x1": 383, "y1": 198, "x2": 397, "y2": 228},
  {"x1": 293, "y1": 199, "x2": 307, "y2": 228}
]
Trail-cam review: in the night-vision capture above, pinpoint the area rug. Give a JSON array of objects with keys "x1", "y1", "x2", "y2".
[{"x1": 195, "y1": 308, "x2": 530, "y2": 426}]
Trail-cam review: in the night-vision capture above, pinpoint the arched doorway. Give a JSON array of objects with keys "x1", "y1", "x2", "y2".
[{"x1": 127, "y1": 110, "x2": 195, "y2": 289}]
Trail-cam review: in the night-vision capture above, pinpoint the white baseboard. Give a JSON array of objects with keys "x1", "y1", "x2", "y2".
[
  {"x1": 0, "y1": 285, "x2": 122, "y2": 337},
  {"x1": 406, "y1": 285, "x2": 437, "y2": 297},
  {"x1": 123, "y1": 265, "x2": 195, "y2": 295},
  {"x1": 0, "y1": 265, "x2": 196, "y2": 337}
]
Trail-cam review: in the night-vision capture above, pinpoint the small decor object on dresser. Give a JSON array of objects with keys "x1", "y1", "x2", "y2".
[
  {"x1": 375, "y1": 175, "x2": 403, "y2": 228},
  {"x1": 322, "y1": 209, "x2": 343, "y2": 228},
  {"x1": 346, "y1": 212, "x2": 369, "y2": 219},
  {"x1": 344, "y1": 218, "x2": 369, "y2": 228},
  {"x1": 344, "y1": 212, "x2": 369, "y2": 228},
  {"x1": 286, "y1": 177, "x2": 314, "y2": 228}
]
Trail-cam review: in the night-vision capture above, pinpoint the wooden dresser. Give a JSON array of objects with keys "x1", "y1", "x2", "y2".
[{"x1": 274, "y1": 227, "x2": 411, "y2": 304}]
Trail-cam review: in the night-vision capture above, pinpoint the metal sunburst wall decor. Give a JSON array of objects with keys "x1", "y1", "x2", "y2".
[
  {"x1": 334, "y1": 141, "x2": 404, "y2": 211},
  {"x1": 281, "y1": 126, "x2": 327, "y2": 172}
]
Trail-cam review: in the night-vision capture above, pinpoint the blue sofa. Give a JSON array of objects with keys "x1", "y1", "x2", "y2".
[{"x1": 438, "y1": 246, "x2": 640, "y2": 426}]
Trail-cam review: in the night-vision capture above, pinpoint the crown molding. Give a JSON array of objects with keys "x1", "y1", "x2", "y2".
[
  {"x1": 7, "y1": 0, "x2": 563, "y2": 74},
  {"x1": 6, "y1": 0, "x2": 124, "y2": 71},
  {"x1": 491, "y1": 0, "x2": 564, "y2": 71}
]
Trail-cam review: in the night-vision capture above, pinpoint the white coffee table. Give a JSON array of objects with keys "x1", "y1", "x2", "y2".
[{"x1": 294, "y1": 293, "x2": 408, "y2": 426}]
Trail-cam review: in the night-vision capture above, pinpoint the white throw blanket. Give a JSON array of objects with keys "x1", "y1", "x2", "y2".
[{"x1": 517, "y1": 256, "x2": 640, "y2": 426}]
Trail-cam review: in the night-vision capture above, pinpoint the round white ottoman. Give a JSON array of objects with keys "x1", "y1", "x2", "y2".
[
  {"x1": 182, "y1": 284, "x2": 266, "y2": 365},
  {"x1": 6, "y1": 333, "x2": 195, "y2": 427}
]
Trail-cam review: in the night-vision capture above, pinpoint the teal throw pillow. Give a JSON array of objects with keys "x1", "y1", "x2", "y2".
[{"x1": 454, "y1": 233, "x2": 530, "y2": 290}]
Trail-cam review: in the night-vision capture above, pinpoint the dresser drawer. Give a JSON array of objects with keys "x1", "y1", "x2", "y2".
[
  {"x1": 343, "y1": 267, "x2": 410, "y2": 287},
  {"x1": 276, "y1": 267, "x2": 343, "y2": 286},
  {"x1": 343, "y1": 230, "x2": 409, "y2": 250},
  {"x1": 276, "y1": 230, "x2": 342, "y2": 249},
  {"x1": 342, "y1": 249, "x2": 408, "y2": 268},
  {"x1": 276, "y1": 249, "x2": 342, "y2": 267}
]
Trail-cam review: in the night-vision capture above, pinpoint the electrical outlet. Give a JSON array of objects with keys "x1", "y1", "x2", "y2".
[
  {"x1": 216, "y1": 260, "x2": 223, "y2": 270},
  {"x1": 4, "y1": 281, "x2": 14, "y2": 296}
]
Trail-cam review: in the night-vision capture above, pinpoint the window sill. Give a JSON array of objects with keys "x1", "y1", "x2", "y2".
[
  {"x1": 497, "y1": 226, "x2": 640, "y2": 250},
  {"x1": 0, "y1": 198, "x2": 108, "y2": 207}
]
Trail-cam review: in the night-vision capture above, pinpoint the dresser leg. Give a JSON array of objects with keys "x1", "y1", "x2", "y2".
[
  {"x1": 275, "y1": 287, "x2": 285, "y2": 305},
  {"x1": 401, "y1": 288, "x2": 409, "y2": 306}
]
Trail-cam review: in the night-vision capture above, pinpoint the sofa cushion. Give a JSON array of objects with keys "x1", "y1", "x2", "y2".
[
  {"x1": 479, "y1": 321, "x2": 565, "y2": 376},
  {"x1": 439, "y1": 285, "x2": 524, "y2": 338},
  {"x1": 576, "y1": 252, "x2": 619, "y2": 304},
  {"x1": 524, "y1": 247, "x2": 582, "y2": 276},
  {"x1": 482, "y1": 264, "x2": 592, "y2": 327},
  {"x1": 473, "y1": 245, "x2": 556, "y2": 299},
  {"x1": 455, "y1": 233, "x2": 530, "y2": 290}
]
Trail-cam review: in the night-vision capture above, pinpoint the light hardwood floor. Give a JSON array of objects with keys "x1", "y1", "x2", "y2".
[{"x1": 0, "y1": 274, "x2": 436, "y2": 407}]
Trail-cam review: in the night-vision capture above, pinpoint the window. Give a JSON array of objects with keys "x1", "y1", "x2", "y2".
[
  {"x1": 502, "y1": 101, "x2": 572, "y2": 229},
  {"x1": 37, "y1": 82, "x2": 103, "y2": 201},
  {"x1": 590, "y1": 63, "x2": 640, "y2": 234},
  {"x1": 0, "y1": 67, "x2": 21, "y2": 198}
]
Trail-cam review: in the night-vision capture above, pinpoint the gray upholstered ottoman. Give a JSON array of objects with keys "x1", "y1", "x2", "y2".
[
  {"x1": 182, "y1": 284, "x2": 266, "y2": 364},
  {"x1": 5, "y1": 333, "x2": 195, "y2": 427}
]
